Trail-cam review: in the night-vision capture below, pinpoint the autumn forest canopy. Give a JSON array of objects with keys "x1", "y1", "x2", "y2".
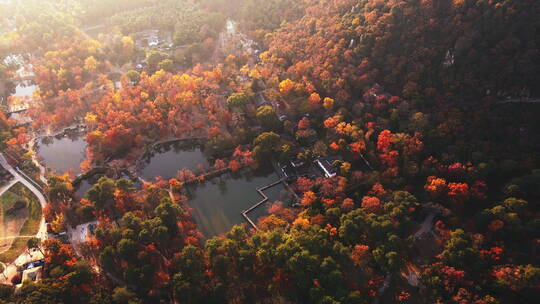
[{"x1": 0, "y1": 0, "x2": 539, "y2": 303}]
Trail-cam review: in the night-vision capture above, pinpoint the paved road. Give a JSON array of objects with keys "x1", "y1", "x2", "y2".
[
  {"x1": 0, "y1": 235, "x2": 35, "y2": 241},
  {"x1": 0, "y1": 178, "x2": 18, "y2": 196},
  {"x1": 0, "y1": 152, "x2": 47, "y2": 283}
]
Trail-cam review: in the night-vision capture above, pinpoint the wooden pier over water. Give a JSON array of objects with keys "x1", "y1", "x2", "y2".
[{"x1": 241, "y1": 178, "x2": 285, "y2": 230}]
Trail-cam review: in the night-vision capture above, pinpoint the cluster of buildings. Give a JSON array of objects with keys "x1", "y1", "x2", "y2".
[
  {"x1": 16, "y1": 258, "x2": 44, "y2": 287},
  {"x1": 279, "y1": 155, "x2": 343, "y2": 182},
  {"x1": 7, "y1": 251, "x2": 45, "y2": 290},
  {"x1": 134, "y1": 29, "x2": 174, "y2": 51}
]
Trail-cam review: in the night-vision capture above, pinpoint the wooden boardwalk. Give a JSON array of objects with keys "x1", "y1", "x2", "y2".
[{"x1": 241, "y1": 178, "x2": 285, "y2": 230}]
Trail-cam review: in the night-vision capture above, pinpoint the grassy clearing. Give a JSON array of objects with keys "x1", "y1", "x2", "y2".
[
  {"x1": 0, "y1": 166, "x2": 12, "y2": 187},
  {"x1": 0, "y1": 183, "x2": 42, "y2": 263},
  {"x1": 0, "y1": 191, "x2": 21, "y2": 214},
  {"x1": 0, "y1": 237, "x2": 32, "y2": 263}
]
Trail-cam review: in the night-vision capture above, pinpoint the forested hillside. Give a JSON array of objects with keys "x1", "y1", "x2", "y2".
[{"x1": 0, "y1": 0, "x2": 538, "y2": 303}]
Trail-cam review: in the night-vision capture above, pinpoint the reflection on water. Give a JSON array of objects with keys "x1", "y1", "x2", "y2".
[
  {"x1": 247, "y1": 182, "x2": 294, "y2": 222},
  {"x1": 37, "y1": 130, "x2": 87, "y2": 175},
  {"x1": 140, "y1": 140, "x2": 210, "y2": 181},
  {"x1": 4, "y1": 54, "x2": 38, "y2": 110},
  {"x1": 186, "y1": 168, "x2": 281, "y2": 238},
  {"x1": 13, "y1": 81, "x2": 37, "y2": 97},
  {"x1": 75, "y1": 179, "x2": 93, "y2": 198},
  {"x1": 75, "y1": 173, "x2": 140, "y2": 200}
]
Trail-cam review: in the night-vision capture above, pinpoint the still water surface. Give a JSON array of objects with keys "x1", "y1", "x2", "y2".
[
  {"x1": 186, "y1": 169, "x2": 282, "y2": 238},
  {"x1": 37, "y1": 130, "x2": 87, "y2": 175},
  {"x1": 140, "y1": 140, "x2": 210, "y2": 181},
  {"x1": 12, "y1": 81, "x2": 37, "y2": 98}
]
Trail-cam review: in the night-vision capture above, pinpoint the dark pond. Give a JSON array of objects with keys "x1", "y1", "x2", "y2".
[
  {"x1": 75, "y1": 179, "x2": 93, "y2": 199},
  {"x1": 246, "y1": 181, "x2": 295, "y2": 222},
  {"x1": 185, "y1": 168, "x2": 285, "y2": 238},
  {"x1": 37, "y1": 129, "x2": 87, "y2": 176},
  {"x1": 139, "y1": 139, "x2": 210, "y2": 181},
  {"x1": 74, "y1": 173, "x2": 140, "y2": 200}
]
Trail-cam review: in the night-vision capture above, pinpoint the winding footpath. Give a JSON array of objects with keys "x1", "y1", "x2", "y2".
[{"x1": 0, "y1": 152, "x2": 47, "y2": 284}]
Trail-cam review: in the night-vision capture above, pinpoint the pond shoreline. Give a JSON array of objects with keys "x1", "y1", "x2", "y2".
[
  {"x1": 135, "y1": 137, "x2": 210, "y2": 182},
  {"x1": 241, "y1": 177, "x2": 285, "y2": 230},
  {"x1": 30, "y1": 124, "x2": 87, "y2": 178},
  {"x1": 28, "y1": 127, "x2": 299, "y2": 240},
  {"x1": 179, "y1": 164, "x2": 300, "y2": 238}
]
